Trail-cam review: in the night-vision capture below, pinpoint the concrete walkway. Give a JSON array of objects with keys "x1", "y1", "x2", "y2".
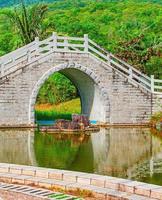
[{"x1": 0, "y1": 163, "x2": 162, "y2": 199}]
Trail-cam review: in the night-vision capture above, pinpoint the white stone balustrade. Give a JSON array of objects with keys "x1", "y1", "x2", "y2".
[{"x1": 0, "y1": 33, "x2": 161, "y2": 95}]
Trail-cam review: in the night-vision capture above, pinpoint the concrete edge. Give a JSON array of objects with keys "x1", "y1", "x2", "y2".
[{"x1": 0, "y1": 163, "x2": 161, "y2": 199}]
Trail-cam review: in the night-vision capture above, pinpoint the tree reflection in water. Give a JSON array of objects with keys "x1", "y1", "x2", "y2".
[
  {"x1": 34, "y1": 131, "x2": 93, "y2": 171},
  {"x1": 0, "y1": 128, "x2": 162, "y2": 185}
]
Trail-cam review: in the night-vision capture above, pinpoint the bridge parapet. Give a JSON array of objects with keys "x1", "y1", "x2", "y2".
[{"x1": 0, "y1": 32, "x2": 161, "y2": 95}]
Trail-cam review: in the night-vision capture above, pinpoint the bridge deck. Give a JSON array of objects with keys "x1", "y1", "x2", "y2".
[{"x1": 0, "y1": 33, "x2": 161, "y2": 96}]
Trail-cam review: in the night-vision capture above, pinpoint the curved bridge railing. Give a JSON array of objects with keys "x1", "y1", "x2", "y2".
[{"x1": 0, "y1": 32, "x2": 161, "y2": 95}]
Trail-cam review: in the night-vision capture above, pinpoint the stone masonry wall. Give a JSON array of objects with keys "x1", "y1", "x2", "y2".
[{"x1": 0, "y1": 52, "x2": 157, "y2": 126}]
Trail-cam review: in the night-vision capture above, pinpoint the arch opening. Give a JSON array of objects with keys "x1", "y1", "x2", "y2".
[
  {"x1": 29, "y1": 63, "x2": 110, "y2": 125},
  {"x1": 35, "y1": 72, "x2": 82, "y2": 124}
]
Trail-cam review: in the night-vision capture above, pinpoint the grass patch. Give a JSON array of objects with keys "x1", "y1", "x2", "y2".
[
  {"x1": 35, "y1": 98, "x2": 81, "y2": 120},
  {"x1": 35, "y1": 111, "x2": 72, "y2": 120}
]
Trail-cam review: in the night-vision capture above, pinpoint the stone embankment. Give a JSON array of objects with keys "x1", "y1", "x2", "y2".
[{"x1": 0, "y1": 163, "x2": 162, "y2": 200}]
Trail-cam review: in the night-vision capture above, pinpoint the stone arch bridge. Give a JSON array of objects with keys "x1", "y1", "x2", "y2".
[{"x1": 0, "y1": 33, "x2": 161, "y2": 126}]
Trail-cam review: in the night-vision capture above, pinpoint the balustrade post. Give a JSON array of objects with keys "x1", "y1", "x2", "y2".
[
  {"x1": 0, "y1": 62, "x2": 4, "y2": 76},
  {"x1": 107, "y1": 54, "x2": 111, "y2": 65},
  {"x1": 35, "y1": 37, "x2": 40, "y2": 56},
  {"x1": 129, "y1": 68, "x2": 133, "y2": 79},
  {"x1": 12, "y1": 57, "x2": 15, "y2": 63},
  {"x1": 64, "y1": 38, "x2": 68, "y2": 51},
  {"x1": 84, "y1": 34, "x2": 89, "y2": 53},
  {"x1": 27, "y1": 50, "x2": 31, "y2": 62},
  {"x1": 52, "y1": 32, "x2": 57, "y2": 51},
  {"x1": 151, "y1": 75, "x2": 154, "y2": 93}
]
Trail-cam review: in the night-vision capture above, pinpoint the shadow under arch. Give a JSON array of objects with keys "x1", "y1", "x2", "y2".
[{"x1": 29, "y1": 62, "x2": 110, "y2": 124}]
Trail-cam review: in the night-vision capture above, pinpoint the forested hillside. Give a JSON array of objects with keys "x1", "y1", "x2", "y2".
[
  {"x1": 0, "y1": 0, "x2": 162, "y2": 7},
  {"x1": 0, "y1": 0, "x2": 61, "y2": 7},
  {"x1": 0, "y1": 0, "x2": 161, "y2": 104}
]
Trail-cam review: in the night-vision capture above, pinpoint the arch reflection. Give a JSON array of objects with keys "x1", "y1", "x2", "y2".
[{"x1": 0, "y1": 128, "x2": 162, "y2": 185}]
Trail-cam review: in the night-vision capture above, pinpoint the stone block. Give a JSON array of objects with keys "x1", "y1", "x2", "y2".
[
  {"x1": 62, "y1": 173, "x2": 77, "y2": 183},
  {"x1": 77, "y1": 176, "x2": 91, "y2": 185},
  {"x1": 38, "y1": 179, "x2": 54, "y2": 189},
  {"x1": 35, "y1": 170, "x2": 49, "y2": 178},
  {"x1": 50, "y1": 180, "x2": 71, "y2": 191},
  {"x1": 65, "y1": 182, "x2": 86, "y2": 192},
  {"x1": 12, "y1": 175, "x2": 31, "y2": 184},
  {"x1": 22, "y1": 168, "x2": 36, "y2": 176},
  {"x1": 9, "y1": 167, "x2": 22, "y2": 175},
  {"x1": 151, "y1": 188, "x2": 162, "y2": 199},
  {"x1": 0, "y1": 166, "x2": 10, "y2": 173},
  {"x1": 91, "y1": 178, "x2": 105, "y2": 188},
  {"x1": 25, "y1": 177, "x2": 45, "y2": 186},
  {"x1": 48, "y1": 170, "x2": 63, "y2": 180},
  {"x1": 0, "y1": 173, "x2": 18, "y2": 183},
  {"x1": 130, "y1": 194, "x2": 158, "y2": 200},
  {"x1": 119, "y1": 181, "x2": 145, "y2": 194},
  {"x1": 90, "y1": 175, "x2": 108, "y2": 188},
  {"x1": 105, "y1": 177, "x2": 128, "y2": 190},
  {"x1": 135, "y1": 184, "x2": 161, "y2": 197}
]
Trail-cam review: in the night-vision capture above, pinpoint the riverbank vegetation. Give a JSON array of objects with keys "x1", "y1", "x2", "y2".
[
  {"x1": 35, "y1": 98, "x2": 81, "y2": 120},
  {"x1": 150, "y1": 112, "x2": 162, "y2": 127}
]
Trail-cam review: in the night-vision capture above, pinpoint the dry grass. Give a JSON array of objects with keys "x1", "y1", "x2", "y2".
[{"x1": 35, "y1": 98, "x2": 81, "y2": 113}]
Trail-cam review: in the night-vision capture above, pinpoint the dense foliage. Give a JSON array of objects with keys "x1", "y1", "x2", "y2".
[
  {"x1": 1, "y1": 2, "x2": 48, "y2": 44},
  {"x1": 0, "y1": 0, "x2": 61, "y2": 7},
  {"x1": 46, "y1": 0, "x2": 162, "y2": 78},
  {"x1": 36, "y1": 73, "x2": 78, "y2": 104},
  {"x1": 0, "y1": 0, "x2": 161, "y2": 104}
]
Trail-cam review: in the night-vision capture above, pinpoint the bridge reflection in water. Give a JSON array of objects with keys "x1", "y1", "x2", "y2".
[{"x1": 0, "y1": 128, "x2": 162, "y2": 185}]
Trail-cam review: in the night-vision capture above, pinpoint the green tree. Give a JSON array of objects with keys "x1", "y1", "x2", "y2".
[
  {"x1": 1, "y1": 0, "x2": 48, "y2": 44},
  {"x1": 36, "y1": 73, "x2": 78, "y2": 104}
]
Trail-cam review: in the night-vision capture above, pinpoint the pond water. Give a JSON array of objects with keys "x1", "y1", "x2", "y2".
[
  {"x1": 0, "y1": 127, "x2": 162, "y2": 185},
  {"x1": 36, "y1": 120, "x2": 98, "y2": 126}
]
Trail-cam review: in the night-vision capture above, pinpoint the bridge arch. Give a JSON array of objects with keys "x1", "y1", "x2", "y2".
[{"x1": 29, "y1": 62, "x2": 110, "y2": 124}]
